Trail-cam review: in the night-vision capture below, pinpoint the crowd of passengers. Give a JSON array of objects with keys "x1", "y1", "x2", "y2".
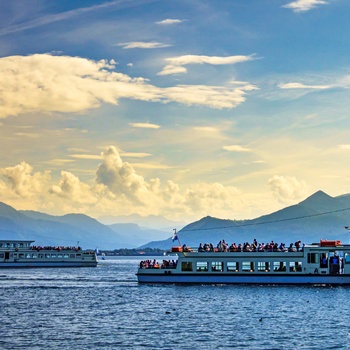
[
  {"x1": 192, "y1": 239, "x2": 304, "y2": 253},
  {"x1": 140, "y1": 259, "x2": 178, "y2": 269},
  {"x1": 30, "y1": 245, "x2": 82, "y2": 252}
]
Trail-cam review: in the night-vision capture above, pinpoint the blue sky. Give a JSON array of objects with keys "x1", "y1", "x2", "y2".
[{"x1": 0, "y1": 0, "x2": 349, "y2": 222}]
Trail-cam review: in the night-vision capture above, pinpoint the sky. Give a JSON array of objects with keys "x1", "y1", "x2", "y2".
[{"x1": 0, "y1": 0, "x2": 350, "y2": 223}]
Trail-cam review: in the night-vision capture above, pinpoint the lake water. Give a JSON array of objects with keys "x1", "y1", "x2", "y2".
[{"x1": 1, "y1": 256, "x2": 350, "y2": 350}]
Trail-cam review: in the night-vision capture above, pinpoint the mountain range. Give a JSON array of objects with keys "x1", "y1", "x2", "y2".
[
  {"x1": 1, "y1": 190, "x2": 350, "y2": 250},
  {"x1": 0, "y1": 203, "x2": 180, "y2": 249},
  {"x1": 142, "y1": 191, "x2": 350, "y2": 249}
]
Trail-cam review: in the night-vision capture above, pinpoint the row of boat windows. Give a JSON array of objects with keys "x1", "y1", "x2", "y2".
[
  {"x1": 0, "y1": 253, "x2": 82, "y2": 259},
  {"x1": 182, "y1": 261, "x2": 303, "y2": 273},
  {"x1": 0, "y1": 242, "x2": 31, "y2": 248}
]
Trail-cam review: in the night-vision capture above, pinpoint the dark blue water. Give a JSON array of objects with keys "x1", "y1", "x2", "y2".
[{"x1": 1, "y1": 257, "x2": 350, "y2": 350}]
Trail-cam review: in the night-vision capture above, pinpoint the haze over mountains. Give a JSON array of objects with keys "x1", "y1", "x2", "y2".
[{"x1": 1, "y1": 190, "x2": 350, "y2": 250}]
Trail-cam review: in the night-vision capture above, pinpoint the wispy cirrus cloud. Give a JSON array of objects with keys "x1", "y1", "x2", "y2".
[
  {"x1": 0, "y1": 0, "x2": 152, "y2": 37},
  {"x1": 118, "y1": 41, "x2": 171, "y2": 49},
  {"x1": 155, "y1": 19, "x2": 184, "y2": 25},
  {"x1": 158, "y1": 54, "x2": 255, "y2": 76},
  {"x1": 279, "y1": 82, "x2": 331, "y2": 89},
  {"x1": 223, "y1": 145, "x2": 252, "y2": 152},
  {"x1": 283, "y1": 0, "x2": 328, "y2": 12},
  {"x1": 129, "y1": 123, "x2": 161, "y2": 129}
]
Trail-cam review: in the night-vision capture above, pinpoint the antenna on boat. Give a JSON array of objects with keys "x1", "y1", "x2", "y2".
[{"x1": 172, "y1": 228, "x2": 181, "y2": 246}]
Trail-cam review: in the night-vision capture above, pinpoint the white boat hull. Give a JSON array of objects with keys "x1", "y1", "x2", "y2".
[{"x1": 137, "y1": 272, "x2": 350, "y2": 285}]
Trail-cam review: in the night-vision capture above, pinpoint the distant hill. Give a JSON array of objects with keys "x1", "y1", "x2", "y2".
[
  {"x1": 0, "y1": 204, "x2": 122, "y2": 249},
  {"x1": 107, "y1": 223, "x2": 170, "y2": 247},
  {"x1": 98, "y1": 213, "x2": 186, "y2": 230},
  {"x1": 142, "y1": 190, "x2": 350, "y2": 249},
  {"x1": 0, "y1": 203, "x2": 174, "y2": 249}
]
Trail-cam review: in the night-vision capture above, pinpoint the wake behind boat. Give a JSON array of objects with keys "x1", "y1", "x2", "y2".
[
  {"x1": 0, "y1": 240, "x2": 98, "y2": 268},
  {"x1": 137, "y1": 239, "x2": 350, "y2": 285}
]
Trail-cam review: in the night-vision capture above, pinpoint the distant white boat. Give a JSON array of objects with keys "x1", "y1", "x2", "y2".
[{"x1": 0, "y1": 240, "x2": 98, "y2": 268}]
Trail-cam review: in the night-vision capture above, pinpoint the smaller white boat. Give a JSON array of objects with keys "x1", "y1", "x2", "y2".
[{"x1": 0, "y1": 240, "x2": 98, "y2": 268}]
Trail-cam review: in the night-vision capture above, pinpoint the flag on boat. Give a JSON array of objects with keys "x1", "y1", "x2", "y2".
[
  {"x1": 172, "y1": 233, "x2": 179, "y2": 242},
  {"x1": 95, "y1": 247, "x2": 99, "y2": 254}
]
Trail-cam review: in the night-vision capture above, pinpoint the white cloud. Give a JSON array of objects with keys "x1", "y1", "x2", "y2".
[
  {"x1": 283, "y1": 0, "x2": 327, "y2": 12},
  {"x1": 279, "y1": 82, "x2": 331, "y2": 89},
  {"x1": 129, "y1": 122, "x2": 161, "y2": 129},
  {"x1": 223, "y1": 145, "x2": 252, "y2": 152},
  {"x1": 0, "y1": 146, "x2": 268, "y2": 220},
  {"x1": 70, "y1": 154, "x2": 103, "y2": 160},
  {"x1": 50, "y1": 171, "x2": 96, "y2": 204},
  {"x1": 158, "y1": 54, "x2": 255, "y2": 76},
  {"x1": 0, "y1": 162, "x2": 51, "y2": 198},
  {"x1": 155, "y1": 19, "x2": 184, "y2": 25},
  {"x1": 192, "y1": 126, "x2": 219, "y2": 133},
  {"x1": 95, "y1": 146, "x2": 149, "y2": 203},
  {"x1": 268, "y1": 175, "x2": 307, "y2": 204},
  {"x1": 163, "y1": 83, "x2": 258, "y2": 109},
  {"x1": 118, "y1": 41, "x2": 171, "y2": 49},
  {"x1": 0, "y1": 54, "x2": 252, "y2": 117},
  {"x1": 338, "y1": 145, "x2": 350, "y2": 150}
]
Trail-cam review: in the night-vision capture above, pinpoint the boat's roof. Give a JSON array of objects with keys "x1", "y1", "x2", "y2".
[{"x1": 0, "y1": 240, "x2": 34, "y2": 243}]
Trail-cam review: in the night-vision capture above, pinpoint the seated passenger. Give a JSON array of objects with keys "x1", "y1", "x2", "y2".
[
  {"x1": 288, "y1": 243, "x2": 295, "y2": 252},
  {"x1": 198, "y1": 243, "x2": 204, "y2": 252}
]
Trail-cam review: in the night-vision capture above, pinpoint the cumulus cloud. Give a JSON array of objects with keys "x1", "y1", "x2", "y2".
[
  {"x1": 279, "y1": 82, "x2": 331, "y2": 89},
  {"x1": 118, "y1": 41, "x2": 171, "y2": 49},
  {"x1": 155, "y1": 19, "x2": 184, "y2": 25},
  {"x1": 158, "y1": 54, "x2": 255, "y2": 76},
  {"x1": 0, "y1": 145, "x2": 258, "y2": 220},
  {"x1": 283, "y1": 0, "x2": 327, "y2": 12},
  {"x1": 268, "y1": 175, "x2": 307, "y2": 204},
  {"x1": 0, "y1": 162, "x2": 51, "y2": 198},
  {"x1": 0, "y1": 54, "x2": 254, "y2": 117},
  {"x1": 95, "y1": 146, "x2": 149, "y2": 203},
  {"x1": 50, "y1": 171, "x2": 97, "y2": 204}
]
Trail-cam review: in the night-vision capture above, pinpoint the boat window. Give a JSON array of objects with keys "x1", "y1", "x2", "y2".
[
  {"x1": 273, "y1": 261, "x2": 286, "y2": 272},
  {"x1": 51, "y1": 254, "x2": 57, "y2": 258},
  {"x1": 38, "y1": 254, "x2": 44, "y2": 258},
  {"x1": 57, "y1": 254, "x2": 63, "y2": 258},
  {"x1": 32, "y1": 254, "x2": 38, "y2": 258},
  {"x1": 344, "y1": 253, "x2": 350, "y2": 264},
  {"x1": 45, "y1": 254, "x2": 51, "y2": 258},
  {"x1": 211, "y1": 261, "x2": 223, "y2": 272},
  {"x1": 289, "y1": 261, "x2": 302, "y2": 272},
  {"x1": 242, "y1": 261, "x2": 254, "y2": 272},
  {"x1": 19, "y1": 254, "x2": 24, "y2": 258},
  {"x1": 181, "y1": 262, "x2": 192, "y2": 272},
  {"x1": 307, "y1": 253, "x2": 319, "y2": 264},
  {"x1": 25, "y1": 253, "x2": 31, "y2": 258},
  {"x1": 227, "y1": 262, "x2": 239, "y2": 272},
  {"x1": 69, "y1": 254, "x2": 75, "y2": 259},
  {"x1": 257, "y1": 262, "x2": 270, "y2": 272},
  {"x1": 196, "y1": 262, "x2": 208, "y2": 272},
  {"x1": 0, "y1": 253, "x2": 4, "y2": 259}
]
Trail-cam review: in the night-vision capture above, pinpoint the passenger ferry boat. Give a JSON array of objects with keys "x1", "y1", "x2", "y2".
[
  {"x1": 0, "y1": 240, "x2": 98, "y2": 268},
  {"x1": 137, "y1": 239, "x2": 350, "y2": 285}
]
